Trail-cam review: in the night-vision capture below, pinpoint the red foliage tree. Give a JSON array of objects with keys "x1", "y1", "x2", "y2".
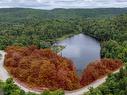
[
  {"x1": 80, "y1": 58, "x2": 123, "y2": 86},
  {"x1": 4, "y1": 45, "x2": 123, "y2": 90},
  {"x1": 4, "y1": 45, "x2": 80, "y2": 90}
]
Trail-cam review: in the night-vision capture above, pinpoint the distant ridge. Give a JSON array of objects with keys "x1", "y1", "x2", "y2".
[{"x1": 0, "y1": 8, "x2": 127, "y2": 23}]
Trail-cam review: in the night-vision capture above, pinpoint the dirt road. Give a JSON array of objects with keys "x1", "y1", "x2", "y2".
[{"x1": 0, "y1": 50, "x2": 122, "y2": 95}]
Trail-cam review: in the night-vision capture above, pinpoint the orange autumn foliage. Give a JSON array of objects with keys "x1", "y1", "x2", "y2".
[
  {"x1": 4, "y1": 45, "x2": 81, "y2": 90},
  {"x1": 4, "y1": 45, "x2": 123, "y2": 91},
  {"x1": 80, "y1": 59, "x2": 123, "y2": 86}
]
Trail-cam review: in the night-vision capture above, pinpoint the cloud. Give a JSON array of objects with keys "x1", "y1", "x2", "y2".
[
  {"x1": 116, "y1": 0, "x2": 127, "y2": 2},
  {"x1": 0, "y1": 0, "x2": 127, "y2": 9}
]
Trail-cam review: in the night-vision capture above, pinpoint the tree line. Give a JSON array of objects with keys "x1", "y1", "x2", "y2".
[{"x1": 0, "y1": 8, "x2": 127, "y2": 95}]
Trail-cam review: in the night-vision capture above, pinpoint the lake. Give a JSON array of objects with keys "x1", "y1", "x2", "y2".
[{"x1": 55, "y1": 34, "x2": 101, "y2": 75}]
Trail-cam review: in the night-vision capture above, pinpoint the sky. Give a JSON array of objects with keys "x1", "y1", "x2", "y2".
[{"x1": 0, "y1": 0, "x2": 127, "y2": 9}]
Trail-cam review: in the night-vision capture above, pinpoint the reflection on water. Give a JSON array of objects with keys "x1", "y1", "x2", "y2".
[{"x1": 55, "y1": 34, "x2": 101, "y2": 75}]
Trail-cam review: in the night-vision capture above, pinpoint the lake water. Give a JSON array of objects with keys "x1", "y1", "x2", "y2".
[{"x1": 55, "y1": 34, "x2": 101, "y2": 75}]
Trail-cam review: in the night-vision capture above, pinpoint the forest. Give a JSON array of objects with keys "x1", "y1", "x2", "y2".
[
  {"x1": 3, "y1": 45, "x2": 123, "y2": 94},
  {"x1": 4, "y1": 45, "x2": 80, "y2": 91},
  {"x1": 0, "y1": 8, "x2": 127, "y2": 95}
]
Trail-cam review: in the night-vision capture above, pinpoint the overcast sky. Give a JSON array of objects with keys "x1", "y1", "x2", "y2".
[{"x1": 0, "y1": 0, "x2": 127, "y2": 9}]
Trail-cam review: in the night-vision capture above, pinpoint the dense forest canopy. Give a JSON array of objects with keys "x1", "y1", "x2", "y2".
[
  {"x1": 0, "y1": 8, "x2": 127, "y2": 95},
  {"x1": 3, "y1": 45, "x2": 122, "y2": 92},
  {"x1": 81, "y1": 59, "x2": 123, "y2": 87},
  {"x1": 4, "y1": 45, "x2": 81, "y2": 91},
  {"x1": 0, "y1": 8, "x2": 127, "y2": 23}
]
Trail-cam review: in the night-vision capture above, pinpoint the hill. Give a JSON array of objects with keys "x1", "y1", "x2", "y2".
[
  {"x1": 0, "y1": 7, "x2": 127, "y2": 95},
  {"x1": 0, "y1": 8, "x2": 127, "y2": 23}
]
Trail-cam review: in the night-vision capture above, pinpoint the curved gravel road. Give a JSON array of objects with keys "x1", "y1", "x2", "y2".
[{"x1": 0, "y1": 50, "x2": 122, "y2": 95}]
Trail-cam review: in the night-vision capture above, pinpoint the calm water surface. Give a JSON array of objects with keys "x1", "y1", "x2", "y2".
[{"x1": 55, "y1": 34, "x2": 100, "y2": 75}]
